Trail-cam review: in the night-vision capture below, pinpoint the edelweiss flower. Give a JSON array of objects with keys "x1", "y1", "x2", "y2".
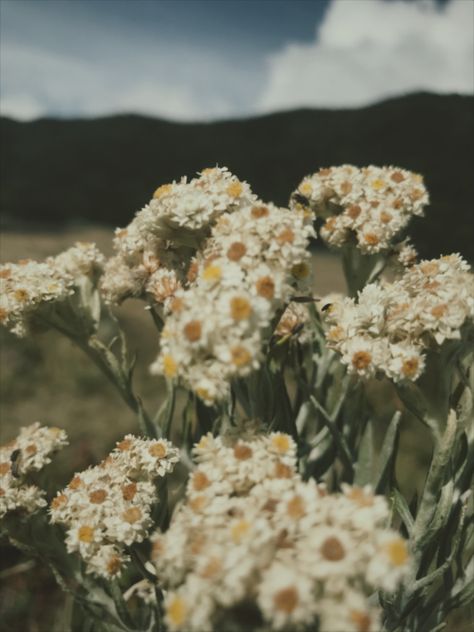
[
  {"x1": 291, "y1": 165, "x2": 429, "y2": 253},
  {"x1": 324, "y1": 255, "x2": 474, "y2": 382},
  {"x1": 0, "y1": 243, "x2": 105, "y2": 337},
  {"x1": 0, "y1": 423, "x2": 68, "y2": 518},
  {"x1": 150, "y1": 431, "x2": 411, "y2": 631},
  {"x1": 50, "y1": 434, "x2": 179, "y2": 578}
]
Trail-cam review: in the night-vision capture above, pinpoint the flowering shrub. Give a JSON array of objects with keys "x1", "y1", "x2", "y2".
[{"x1": 0, "y1": 166, "x2": 473, "y2": 631}]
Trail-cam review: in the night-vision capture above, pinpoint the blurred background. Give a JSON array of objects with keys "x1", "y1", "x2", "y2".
[{"x1": 0, "y1": 1, "x2": 473, "y2": 630}]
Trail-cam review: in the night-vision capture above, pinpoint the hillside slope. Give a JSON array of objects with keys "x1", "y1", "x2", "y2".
[{"x1": 1, "y1": 92, "x2": 473, "y2": 259}]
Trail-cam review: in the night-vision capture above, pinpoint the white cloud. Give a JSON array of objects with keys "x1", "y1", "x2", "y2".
[
  {"x1": 0, "y1": 3, "x2": 262, "y2": 121},
  {"x1": 0, "y1": 0, "x2": 472, "y2": 121},
  {"x1": 258, "y1": 0, "x2": 474, "y2": 112}
]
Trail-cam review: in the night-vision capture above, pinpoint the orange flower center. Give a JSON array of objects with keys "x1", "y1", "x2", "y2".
[
  {"x1": 273, "y1": 587, "x2": 299, "y2": 614},
  {"x1": 350, "y1": 610, "x2": 372, "y2": 632},
  {"x1": 89, "y1": 489, "x2": 107, "y2": 504},
  {"x1": 256, "y1": 276, "x2": 275, "y2": 300},
  {"x1": 251, "y1": 205, "x2": 269, "y2": 219},
  {"x1": 233, "y1": 443, "x2": 253, "y2": 460},
  {"x1": 68, "y1": 475, "x2": 83, "y2": 490},
  {"x1": 391, "y1": 171, "x2": 405, "y2": 183},
  {"x1": 347, "y1": 204, "x2": 361, "y2": 219},
  {"x1": 184, "y1": 320, "x2": 202, "y2": 342},
  {"x1": 122, "y1": 483, "x2": 137, "y2": 501},
  {"x1": 106, "y1": 555, "x2": 122, "y2": 576},
  {"x1": 192, "y1": 471, "x2": 211, "y2": 491},
  {"x1": 352, "y1": 351, "x2": 372, "y2": 370},
  {"x1": 364, "y1": 233, "x2": 380, "y2": 245},
  {"x1": 321, "y1": 536, "x2": 346, "y2": 561},
  {"x1": 402, "y1": 358, "x2": 419, "y2": 378},
  {"x1": 122, "y1": 507, "x2": 142, "y2": 524},
  {"x1": 227, "y1": 242, "x2": 247, "y2": 261},
  {"x1": 277, "y1": 226, "x2": 295, "y2": 245}
]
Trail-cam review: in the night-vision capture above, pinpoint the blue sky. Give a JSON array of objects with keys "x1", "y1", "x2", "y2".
[{"x1": 0, "y1": 0, "x2": 472, "y2": 121}]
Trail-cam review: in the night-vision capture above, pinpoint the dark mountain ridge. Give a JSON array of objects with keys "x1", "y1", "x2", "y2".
[{"x1": 1, "y1": 92, "x2": 473, "y2": 259}]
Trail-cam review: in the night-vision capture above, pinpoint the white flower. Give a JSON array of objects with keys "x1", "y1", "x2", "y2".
[
  {"x1": 292, "y1": 165, "x2": 429, "y2": 253},
  {"x1": 258, "y1": 563, "x2": 317, "y2": 629}
]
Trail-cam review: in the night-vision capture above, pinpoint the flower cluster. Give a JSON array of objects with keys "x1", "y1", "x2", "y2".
[
  {"x1": 150, "y1": 198, "x2": 315, "y2": 403},
  {"x1": 101, "y1": 167, "x2": 255, "y2": 305},
  {"x1": 291, "y1": 165, "x2": 429, "y2": 253},
  {"x1": 50, "y1": 435, "x2": 179, "y2": 578},
  {"x1": 0, "y1": 423, "x2": 68, "y2": 519},
  {"x1": 0, "y1": 242, "x2": 105, "y2": 337},
  {"x1": 324, "y1": 254, "x2": 474, "y2": 381},
  {"x1": 151, "y1": 431, "x2": 410, "y2": 632}
]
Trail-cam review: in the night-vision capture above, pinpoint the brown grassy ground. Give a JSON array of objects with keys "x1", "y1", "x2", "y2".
[{"x1": 0, "y1": 228, "x2": 471, "y2": 631}]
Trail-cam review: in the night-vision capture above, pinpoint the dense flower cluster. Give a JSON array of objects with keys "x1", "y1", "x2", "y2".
[
  {"x1": 101, "y1": 167, "x2": 255, "y2": 305},
  {"x1": 150, "y1": 197, "x2": 315, "y2": 403},
  {"x1": 0, "y1": 423, "x2": 68, "y2": 519},
  {"x1": 151, "y1": 431, "x2": 410, "y2": 632},
  {"x1": 324, "y1": 254, "x2": 474, "y2": 381},
  {"x1": 0, "y1": 242, "x2": 105, "y2": 337},
  {"x1": 50, "y1": 435, "x2": 179, "y2": 578},
  {"x1": 291, "y1": 165, "x2": 429, "y2": 253}
]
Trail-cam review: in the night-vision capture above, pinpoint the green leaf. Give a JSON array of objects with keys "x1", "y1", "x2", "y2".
[
  {"x1": 310, "y1": 396, "x2": 354, "y2": 477},
  {"x1": 375, "y1": 411, "x2": 401, "y2": 494},
  {"x1": 354, "y1": 420, "x2": 374, "y2": 487},
  {"x1": 392, "y1": 487, "x2": 414, "y2": 537}
]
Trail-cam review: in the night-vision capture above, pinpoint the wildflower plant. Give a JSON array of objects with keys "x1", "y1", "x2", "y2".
[{"x1": 1, "y1": 165, "x2": 473, "y2": 631}]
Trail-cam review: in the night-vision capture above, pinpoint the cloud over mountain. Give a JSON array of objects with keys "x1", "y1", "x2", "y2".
[
  {"x1": 1, "y1": 0, "x2": 472, "y2": 121},
  {"x1": 259, "y1": 0, "x2": 474, "y2": 111}
]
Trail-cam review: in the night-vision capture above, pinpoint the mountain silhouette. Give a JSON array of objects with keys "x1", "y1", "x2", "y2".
[{"x1": 1, "y1": 92, "x2": 473, "y2": 260}]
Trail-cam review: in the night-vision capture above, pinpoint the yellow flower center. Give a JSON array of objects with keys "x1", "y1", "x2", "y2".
[
  {"x1": 167, "y1": 595, "x2": 187, "y2": 627},
  {"x1": 271, "y1": 433, "x2": 291, "y2": 454},
  {"x1": 149, "y1": 442, "x2": 167, "y2": 458},
  {"x1": 153, "y1": 183, "x2": 173, "y2": 199},
  {"x1": 202, "y1": 264, "x2": 222, "y2": 282},
  {"x1": 287, "y1": 495, "x2": 305, "y2": 519},
  {"x1": 386, "y1": 538, "x2": 408, "y2": 566},
  {"x1": 78, "y1": 526, "x2": 94, "y2": 543},
  {"x1": 226, "y1": 181, "x2": 243, "y2": 197},
  {"x1": 231, "y1": 519, "x2": 251, "y2": 543},
  {"x1": 231, "y1": 346, "x2": 252, "y2": 367},
  {"x1": 371, "y1": 178, "x2": 385, "y2": 190},
  {"x1": 230, "y1": 296, "x2": 252, "y2": 320},
  {"x1": 299, "y1": 181, "x2": 313, "y2": 196},
  {"x1": 163, "y1": 355, "x2": 178, "y2": 378}
]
